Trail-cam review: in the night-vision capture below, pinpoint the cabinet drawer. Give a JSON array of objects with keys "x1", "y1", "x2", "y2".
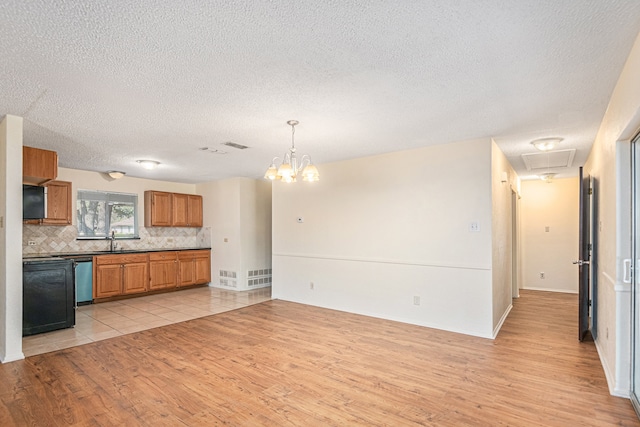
[
  {"x1": 178, "y1": 250, "x2": 210, "y2": 260},
  {"x1": 95, "y1": 253, "x2": 149, "y2": 265},
  {"x1": 149, "y1": 251, "x2": 178, "y2": 262}
]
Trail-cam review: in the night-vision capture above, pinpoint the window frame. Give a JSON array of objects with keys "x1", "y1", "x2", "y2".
[{"x1": 76, "y1": 189, "x2": 140, "y2": 240}]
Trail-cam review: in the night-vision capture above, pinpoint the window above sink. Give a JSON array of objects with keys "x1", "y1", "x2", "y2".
[{"x1": 77, "y1": 190, "x2": 139, "y2": 239}]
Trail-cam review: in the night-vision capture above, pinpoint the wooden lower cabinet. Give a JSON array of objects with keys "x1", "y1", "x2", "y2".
[
  {"x1": 94, "y1": 250, "x2": 210, "y2": 300},
  {"x1": 94, "y1": 263, "x2": 123, "y2": 298},
  {"x1": 93, "y1": 253, "x2": 149, "y2": 299},
  {"x1": 123, "y1": 261, "x2": 149, "y2": 295},
  {"x1": 149, "y1": 252, "x2": 178, "y2": 290},
  {"x1": 178, "y1": 250, "x2": 211, "y2": 287}
]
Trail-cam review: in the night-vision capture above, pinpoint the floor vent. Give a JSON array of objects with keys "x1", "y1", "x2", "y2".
[
  {"x1": 248, "y1": 268, "x2": 272, "y2": 287},
  {"x1": 219, "y1": 270, "x2": 237, "y2": 288}
]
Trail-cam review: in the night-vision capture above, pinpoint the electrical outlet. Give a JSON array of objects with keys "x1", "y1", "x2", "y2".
[
  {"x1": 469, "y1": 221, "x2": 480, "y2": 232},
  {"x1": 28, "y1": 241, "x2": 36, "y2": 246},
  {"x1": 310, "y1": 282, "x2": 314, "y2": 290},
  {"x1": 413, "y1": 296, "x2": 420, "y2": 305},
  {"x1": 540, "y1": 272, "x2": 545, "y2": 279}
]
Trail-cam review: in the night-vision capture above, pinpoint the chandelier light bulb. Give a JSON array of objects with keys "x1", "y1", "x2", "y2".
[{"x1": 263, "y1": 120, "x2": 320, "y2": 183}]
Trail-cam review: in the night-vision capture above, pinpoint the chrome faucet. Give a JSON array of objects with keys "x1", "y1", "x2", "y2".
[{"x1": 108, "y1": 230, "x2": 116, "y2": 252}]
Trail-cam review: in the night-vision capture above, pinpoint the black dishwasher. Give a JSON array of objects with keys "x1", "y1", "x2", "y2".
[{"x1": 23, "y1": 258, "x2": 75, "y2": 336}]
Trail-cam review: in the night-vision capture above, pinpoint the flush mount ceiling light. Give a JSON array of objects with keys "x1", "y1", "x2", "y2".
[
  {"x1": 136, "y1": 160, "x2": 160, "y2": 170},
  {"x1": 539, "y1": 172, "x2": 557, "y2": 183},
  {"x1": 106, "y1": 170, "x2": 126, "y2": 179},
  {"x1": 264, "y1": 120, "x2": 319, "y2": 183},
  {"x1": 531, "y1": 137, "x2": 563, "y2": 152}
]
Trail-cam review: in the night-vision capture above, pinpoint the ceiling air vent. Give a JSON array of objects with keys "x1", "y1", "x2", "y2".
[
  {"x1": 199, "y1": 147, "x2": 227, "y2": 154},
  {"x1": 521, "y1": 149, "x2": 576, "y2": 171},
  {"x1": 223, "y1": 141, "x2": 249, "y2": 150}
]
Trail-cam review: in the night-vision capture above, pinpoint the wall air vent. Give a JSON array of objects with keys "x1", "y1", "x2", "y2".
[
  {"x1": 223, "y1": 141, "x2": 249, "y2": 150},
  {"x1": 521, "y1": 149, "x2": 576, "y2": 171}
]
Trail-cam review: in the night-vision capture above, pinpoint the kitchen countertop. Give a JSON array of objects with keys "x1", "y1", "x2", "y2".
[{"x1": 23, "y1": 247, "x2": 211, "y2": 259}]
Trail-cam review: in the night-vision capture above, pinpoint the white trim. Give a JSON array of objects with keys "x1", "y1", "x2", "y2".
[
  {"x1": 273, "y1": 252, "x2": 492, "y2": 271},
  {"x1": 521, "y1": 286, "x2": 577, "y2": 294},
  {"x1": 492, "y1": 303, "x2": 513, "y2": 338},
  {"x1": 595, "y1": 336, "x2": 630, "y2": 398}
]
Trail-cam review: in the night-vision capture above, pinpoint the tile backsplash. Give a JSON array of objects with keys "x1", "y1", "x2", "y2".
[{"x1": 23, "y1": 225, "x2": 212, "y2": 255}]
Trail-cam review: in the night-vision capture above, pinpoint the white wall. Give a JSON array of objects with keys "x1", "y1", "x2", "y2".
[
  {"x1": 584, "y1": 31, "x2": 640, "y2": 397},
  {"x1": 198, "y1": 177, "x2": 272, "y2": 290},
  {"x1": 520, "y1": 177, "x2": 579, "y2": 293},
  {"x1": 272, "y1": 138, "x2": 498, "y2": 338},
  {"x1": 238, "y1": 178, "x2": 272, "y2": 285},
  {"x1": 491, "y1": 140, "x2": 518, "y2": 333},
  {"x1": 0, "y1": 115, "x2": 24, "y2": 362}
]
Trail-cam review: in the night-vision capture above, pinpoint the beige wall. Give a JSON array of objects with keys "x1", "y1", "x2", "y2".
[
  {"x1": 0, "y1": 115, "x2": 24, "y2": 362},
  {"x1": 197, "y1": 177, "x2": 272, "y2": 290},
  {"x1": 520, "y1": 177, "x2": 579, "y2": 293},
  {"x1": 272, "y1": 138, "x2": 499, "y2": 338},
  {"x1": 583, "y1": 31, "x2": 640, "y2": 397},
  {"x1": 491, "y1": 140, "x2": 519, "y2": 332}
]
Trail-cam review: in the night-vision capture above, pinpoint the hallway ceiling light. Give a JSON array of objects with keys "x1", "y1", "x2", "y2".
[
  {"x1": 264, "y1": 120, "x2": 319, "y2": 183},
  {"x1": 539, "y1": 172, "x2": 556, "y2": 183},
  {"x1": 136, "y1": 160, "x2": 160, "y2": 170},
  {"x1": 531, "y1": 137, "x2": 563, "y2": 152}
]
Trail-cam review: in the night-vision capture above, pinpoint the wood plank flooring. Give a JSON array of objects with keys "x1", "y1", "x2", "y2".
[{"x1": 0, "y1": 290, "x2": 637, "y2": 426}]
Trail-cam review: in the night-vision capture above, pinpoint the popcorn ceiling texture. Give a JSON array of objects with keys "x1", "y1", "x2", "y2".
[
  {"x1": 1, "y1": 1, "x2": 640, "y2": 183},
  {"x1": 23, "y1": 225, "x2": 211, "y2": 255}
]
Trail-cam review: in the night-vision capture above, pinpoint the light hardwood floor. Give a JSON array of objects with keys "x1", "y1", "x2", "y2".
[{"x1": 1, "y1": 290, "x2": 638, "y2": 426}]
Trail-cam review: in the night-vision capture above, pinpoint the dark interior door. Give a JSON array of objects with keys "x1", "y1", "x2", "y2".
[{"x1": 578, "y1": 167, "x2": 591, "y2": 341}]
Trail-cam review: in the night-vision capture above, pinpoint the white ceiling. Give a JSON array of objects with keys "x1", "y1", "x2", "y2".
[{"x1": 1, "y1": 1, "x2": 639, "y2": 183}]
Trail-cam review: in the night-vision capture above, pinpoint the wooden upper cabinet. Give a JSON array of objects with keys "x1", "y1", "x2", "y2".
[
  {"x1": 23, "y1": 146, "x2": 58, "y2": 185},
  {"x1": 144, "y1": 191, "x2": 172, "y2": 227},
  {"x1": 43, "y1": 181, "x2": 72, "y2": 225},
  {"x1": 145, "y1": 191, "x2": 203, "y2": 227},
  {"x1": 171, "y1": 193, "x2": 189, "y2": 226},
  {"x1": 24, "y1": 180, "x2": 72, "y2": 226},
  {"x1": 187, "y1": 195, "x2": 203, "y2": 227}
]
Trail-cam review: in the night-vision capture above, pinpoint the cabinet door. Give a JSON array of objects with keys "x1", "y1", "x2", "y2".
[
  {"x1": 149, "y1": 259, "x2": 177, "y2": 290},
  {"x1": 172, "y1": 193, "x2": 189, "y2": 226},
  {"x1": 145, "y1": 191, "x2": 172, "y2": 227},
  {"x1": 42, "y1": 181, "x2": 72, "y2": 225},
  {"x1": 23, "y1": 146, "x2": 58, "y2": 185},
  {"x1": 188, "y1": 195, "x2": 203, "y2": 227},
  {"x1": 94, "y1": 264, "x2": 123, "y2": 298},
  {"x1": 123, "y1": 262, "x2": 148, "y2": 294},
  {"x1": 178, "y1": 258, "x2": 195, "y2": 287},
  {"x1": 194, "y1": 252, "x2": 211, "y2": 284}
]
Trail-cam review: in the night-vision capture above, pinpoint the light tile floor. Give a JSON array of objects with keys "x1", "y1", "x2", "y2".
[{"x1": 22, "y1": 286, "x2": 272, "y2": 357}]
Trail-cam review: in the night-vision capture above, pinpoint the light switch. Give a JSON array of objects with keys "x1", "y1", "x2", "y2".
[{"x1": 545, "y1": 226, "x2": 550, "y2": 232}]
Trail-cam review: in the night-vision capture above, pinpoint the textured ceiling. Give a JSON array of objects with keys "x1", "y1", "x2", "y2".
[{"x1": 1, "y1": 1, "x2": 639, "y2": 183}]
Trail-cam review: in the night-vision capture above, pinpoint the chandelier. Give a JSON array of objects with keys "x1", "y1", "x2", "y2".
[{"x1": 264, "y1": 120, "x2": 320, "y2": 183}]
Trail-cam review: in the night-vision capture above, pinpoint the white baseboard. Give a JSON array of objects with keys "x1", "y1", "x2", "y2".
[
  {"x1": 521, "y1": 286, "x2": 578, "y2": 294},
  {"x1": 595, "y1": 335, "x2": 630, "y2": 398},
  {"x1": 492, "y1": 303, "x2": 513, "y2": 338}
]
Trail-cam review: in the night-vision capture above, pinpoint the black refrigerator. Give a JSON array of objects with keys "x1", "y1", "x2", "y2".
[{"x1": 23, "y1": 258, "x2": 75, "y2": 336}]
